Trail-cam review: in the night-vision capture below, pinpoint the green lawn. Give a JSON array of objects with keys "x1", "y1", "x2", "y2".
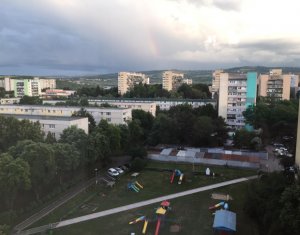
[{"x1": 30, "y1": 161, "x2": 259, "y2": 234}]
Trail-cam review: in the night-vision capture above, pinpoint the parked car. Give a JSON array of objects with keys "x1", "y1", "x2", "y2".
[
  {"x1": 107, "y1": 168, "x2": 119, "y2": 177},
  {"x1": 115, "y1": 167, "x2": 124, "y2": 174},
  {"x1": 119, "y1": 165, "x2": 128, "y2": 171}
]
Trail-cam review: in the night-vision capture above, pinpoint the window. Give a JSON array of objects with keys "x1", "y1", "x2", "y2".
[
  {"x1": 107, "y1": 118, "x2": 111, "y2": 122},
  {"x1": 49, "y1": 124, "x2": 55, "y2": 129},
  {"x1": 106, "y1": 112, "x2": 111, "y2": 115}
]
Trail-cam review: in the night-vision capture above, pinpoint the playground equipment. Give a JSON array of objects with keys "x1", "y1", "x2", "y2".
[
  {"x1": 170, "y1": 169, "x2": 184, "y2": 184},
  {"x1": 128, "y1": 181, "x2": 144, "y2": 192},
  {"x1": 155, "y1": 200, "x2": 171, "y2": 235},
  {"x1": 209, "y1": 201, "x2": 229, "y2": 211},
  {"x1": 129, "y1": 201, "x2": 171, "y2": 235},
  {"x1": 209, "y1": 201, "x2": 225, "y2": 210}
]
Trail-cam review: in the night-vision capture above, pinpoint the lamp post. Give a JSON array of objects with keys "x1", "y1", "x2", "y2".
[{"x1": 95, "y1": 168, "x2": 98, "y2": 185}]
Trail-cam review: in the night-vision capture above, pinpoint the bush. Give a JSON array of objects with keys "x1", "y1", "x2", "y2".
[
  {"x1": 130, "y1": 157, "x2": 148, "y2": 171},
  {"x1": 128, "y1": 146, "x2": 147, "y2": 159}
]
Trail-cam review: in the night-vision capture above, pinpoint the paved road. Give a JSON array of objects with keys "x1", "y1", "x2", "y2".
[{"x1": 17, "y1": 175, "x2": 258, "y2": 235}]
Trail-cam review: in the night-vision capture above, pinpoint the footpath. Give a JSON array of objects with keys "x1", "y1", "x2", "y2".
[{"x1": 16, "y1": 175, "x2": 258, "y2": 235}]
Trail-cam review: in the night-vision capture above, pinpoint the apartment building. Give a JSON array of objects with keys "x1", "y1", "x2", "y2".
[
  {"x1": 0, "y1": 77, "x2": 57, "y2": 97},
  {"x1": 1, "y1": 114, "x2": 88, "y2": 139},
  {"x1": 118, "y1": 72, "x2": 150, "y2": 95},
  {"x1": 40, "y1": 79, "x2": 56, "y2": 90},
  {"x1": 0, "y1": 98, "x2": 20, "y2": 105},
  {"x1": 218, "y1": 72, "x2": 257, "y2": 129},
  {"x1": 88, "y1": 98, "x2": 156, "y2": 116},
  {"x1": 42, "y1": 89, "x2": 76, "y2": 98},
  {"x1": 162, "y1": 71, "x2": 192, "y2": 91},
  {"x1": 0, "y1": 105, "x2": 132, "y2": 124},
  {"x1": 211, "y1": 69, "x2": 223, "y2": 98},
  {"x1": 258, "y1": 69, "x2": 298, "y2": 101}
]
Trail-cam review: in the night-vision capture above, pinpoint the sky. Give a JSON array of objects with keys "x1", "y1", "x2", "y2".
[{"x1": 1, "y1": 0, "x2": 300, "y2": 75}]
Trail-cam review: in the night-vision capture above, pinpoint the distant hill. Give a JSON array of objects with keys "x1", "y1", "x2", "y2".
[{"x1": 224, "y1": 66, "x2": 300, "y2": 74}]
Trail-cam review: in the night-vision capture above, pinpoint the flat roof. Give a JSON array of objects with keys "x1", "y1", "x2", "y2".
[
  {"x1": 0, "y1": 114, "x2": 87, "y2": 121},
  {"x1": 0, "y1": 104, "x2": 130, "y2": 110}
]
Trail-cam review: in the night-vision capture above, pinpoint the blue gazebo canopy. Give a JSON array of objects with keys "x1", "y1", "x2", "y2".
[{"x1": 213, "y1": 210, "x2": 236, "y2": 232}]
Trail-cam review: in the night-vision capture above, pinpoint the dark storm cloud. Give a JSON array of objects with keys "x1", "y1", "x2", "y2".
[{"x1": 0, "y1": 0, "x2": 299, "y2": 75}]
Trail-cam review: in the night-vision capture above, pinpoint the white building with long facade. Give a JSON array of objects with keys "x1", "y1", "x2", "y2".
[{"x1": 0, "y1": 105, "x2": 131, "y2": 124}]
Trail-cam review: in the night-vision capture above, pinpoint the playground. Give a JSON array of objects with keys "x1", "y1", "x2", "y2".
[{"x1": 29, "y1": 161, "x2": 259, "y2": 234}]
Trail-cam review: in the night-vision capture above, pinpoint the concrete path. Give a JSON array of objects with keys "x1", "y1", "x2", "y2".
[{"x1": 17, "y1": 175, "x2": 257, "y2": 235}]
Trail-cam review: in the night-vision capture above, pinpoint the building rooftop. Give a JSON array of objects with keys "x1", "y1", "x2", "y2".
[{"x1": 0, "y1": 114, "x2": 87, "y2": 121}]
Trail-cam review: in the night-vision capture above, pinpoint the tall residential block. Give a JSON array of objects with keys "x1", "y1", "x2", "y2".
[
  {"x1": 296, "y1": 100, "x2": 300, "y2": 167},
  {"x1": 258, "y1": 69, "x2": 298, "y2": 101},
  {"x1": 14, "y1": 77, "x2": 41, "y2": 97},
  {"x1": 40, "y1": 79, "x2": 56, "y2": 90},
  {"x1": 118, "y1": 72, "x2": 149, "y2": 95},
  {"x1": 162, "y1": 71, "x2": 192, "y2": 91},
  {"x1": 218, "y1": 72, "x2": 257, "y2": 129},
  {"x1": 1, "y1": 77, "x2": 57, "y2": 97},
  {"x1": 211, "y1": 69, "x2": 223, "y2": 98}
]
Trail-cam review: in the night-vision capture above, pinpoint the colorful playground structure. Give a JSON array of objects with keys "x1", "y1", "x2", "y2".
[
  {"x1": 129, "y1": 200, "x2": 171, "y2": 235},
  {"x1": 209, "y1": 201, "x2": 229, "y2": 210},
  {"x1": 170, "y1": 169, "x2": 184, "y2": 184},
  {"x1": 127, "y1": 181, "x2": 144, "y2": 192}
]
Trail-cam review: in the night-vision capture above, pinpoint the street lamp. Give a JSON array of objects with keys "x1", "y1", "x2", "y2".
[{"x1": 95, "y1": 168, "x2": 98, "y2": 185}]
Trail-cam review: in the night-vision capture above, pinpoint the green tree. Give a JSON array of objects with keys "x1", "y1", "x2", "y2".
[
  {"x1": 98, "y1": 120, "x2": 121, "y2": 154},
  {"x1": 19, "y1": 95, "x2": 42, "y2": 105},
  {"x1": 53, "y1": 143, "x2": 80, "y2": 184},
  {"x1": 191, "y1": 116, "x2": 214, "y2": 146},
  {"x1": 45, "y1": 132, "x2": 57, "y2": 144},
  {"x1": 87, "y1": 129, "x2": 110, "y2": 164},
  {"x1": 0, "y1": 116, "x2": 44, "y2": 153},
  {"x1": 9, "y1": 141, "x2": 56, "y2": 200},
  {"x1": 279, "y1": 184, "x2": 300, "y2": 234},
  {"x1": 59, "y1": 126, "x2": 88, "y2": 163},
  {"x1": 72, "y1": 108, "x2": 96, "y2": 132},
  {"x1": 0, "y1": 154, "x2": 31, "y2": 209}
]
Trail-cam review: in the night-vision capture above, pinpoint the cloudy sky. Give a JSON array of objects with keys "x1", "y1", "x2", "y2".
[{"x1": 1, "y1": 0, "x2": 300, "y2": 75}]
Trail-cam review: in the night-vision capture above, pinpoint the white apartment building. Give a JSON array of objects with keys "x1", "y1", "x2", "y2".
[
  {"x1": 118, "y1": 72, "x2": 150, "y2": 95},
  {"x1": 40, "y1": 79, "x2": 56, "y2": 90},
  {"x1": 0, "y1": 77, "x2": 56, "y2": 97},
  {"x1": 1, "y1": 114, "x2": 88, "y2": 139},
  {"x1": 88, "y1": 99, "x2": 156, "y2": 116},
  {"x1": 218, "y1": 72, "x2": 257, "y2": 129},
  {"x1": 0, "y1": 98, "x2": 20, "y2": 105},
  {"x1": 162, "y1": 71, "x2": 192, "y2": 91},
  {"x1": 0, "y1": 105, "x2": 132, "y2": 124},
  {"x1": 211, "y1": 69, "x2": 223, "y2": 98}
]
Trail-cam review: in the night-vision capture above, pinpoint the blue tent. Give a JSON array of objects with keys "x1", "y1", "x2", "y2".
[{"x1": 213, "y1": 210, "x2": 236, "y2": 233}]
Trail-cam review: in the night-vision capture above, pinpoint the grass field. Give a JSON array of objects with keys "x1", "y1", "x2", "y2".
[{"x1": 31, "y1": 161, "x2": 259, "y2": 234}]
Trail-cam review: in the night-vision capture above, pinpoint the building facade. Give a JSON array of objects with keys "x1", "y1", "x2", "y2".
[
  {"x1": 211, "y1": 69, "x2": 224, "y2": 99},
  {"x1": 39, "y1": 79, "x2": 56, "y2": 90},
  {"x1": 258, "y1": 69, "x2": 298, "y2": 101},
  {"x1": 0, "y1": 98, "x2": 20, "y2": 105},
  {"x1": 118, "y1": 72, "x2": 150, "y2": 95},
  {"x1": 0, "y1": 105, "x2": 132, "y2": 124},
  {"x1": 218, "y1": 72, "x2": 257, "y2": 129},
  {"x1": 162, "y1": 71, "x2": 192, "y2": 91},
  {"x1": 0, "y1": 77, "x2": 57, "y2": 97},
  {"x1": 2, "y1": 114, "x2": 88, "y2": 139},
  {"x1": 88, "y1": 99, "x2": 156, "y2": 116}
]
